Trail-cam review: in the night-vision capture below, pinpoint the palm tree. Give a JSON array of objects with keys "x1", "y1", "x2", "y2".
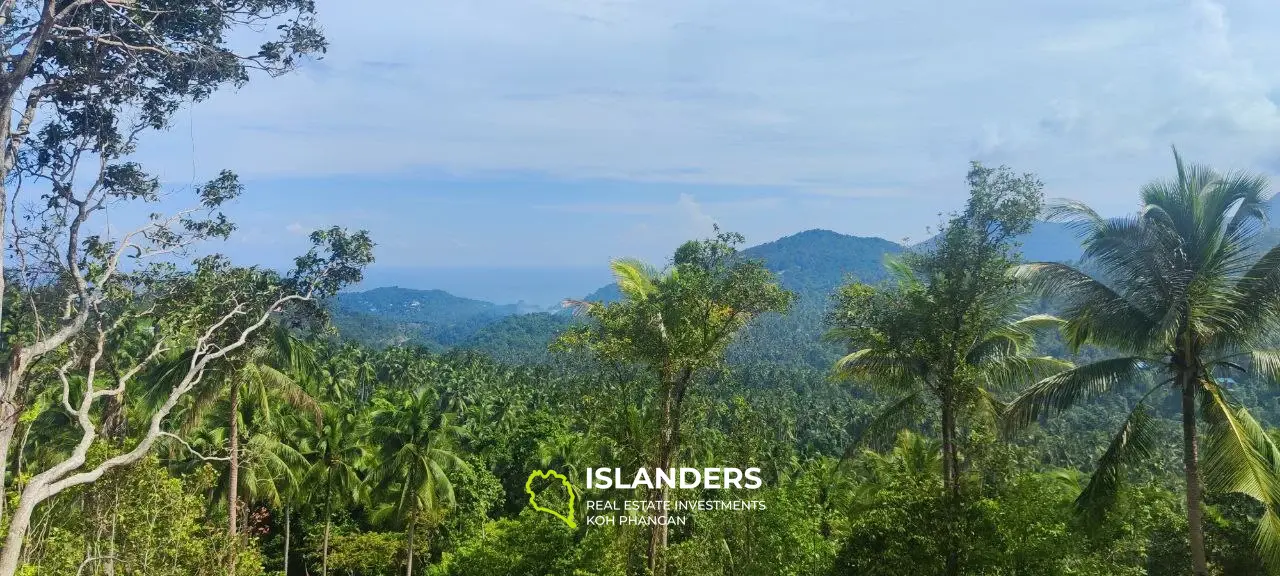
[
  {"x1": 150, "y1": 324, "x2": 320, "y2": 575},
  {"x1": 557, "y1": 229, "x2": 792, "y2": 575},
  {"x1": 224, "y1": 328, "x2": 321, "y2": 544},
  {"x1": 827, "y1": 164, "x2": 1057, "y2": 576},
  {"x1": 368, "y1": 388, "x2": 468, "y2": 576},
  {"x1": 1006, "y1": 148, "x2": 1280, "y2": 575},
  {"x1": 301, "y1": 405, "x2": 371, "y2": 576},
  {"x1": 828, "y1": 262, "x2": 1068, "y2": 499}
]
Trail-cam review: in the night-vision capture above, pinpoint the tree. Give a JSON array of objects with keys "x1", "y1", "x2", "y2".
[
  {"x1": 0, "y1": 0, "x2": 327, "y2": 517},
  {"x1": 369, "y1": 387, "x2": 468, "y2": 576},
  {"x1": 555, "y1": 227, "x2": 793, "y2": 575},
  {"x1": 221, "y1": 328, "x2": 321, "y2": 546},
  {"x1": 302, "y1": 405, "x2": 371, "y2": 576},
  {"x1": 1006, "y1": 148, "x2": 1280, "y2": 575},
  {"x1": 826, "y1": 162, "x2": 1062, "y2": 576},
  {"x1": 0, "y1": 223, "x2": 373, "y2": 576},
  {"x1": 153, "y1": 323, "x2": 322, "y2": 573}
]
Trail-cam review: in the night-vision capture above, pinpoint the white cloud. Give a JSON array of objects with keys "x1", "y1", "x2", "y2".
[
  {"x1": 285, "y1": 222, "x2": 307, "y2": 235},
  {"x1": 675, "y1": 193, "x2": 718, "y2": 236},
  {"x1": 133, "y1": 0, "x2": 1280, "y2": 217}
]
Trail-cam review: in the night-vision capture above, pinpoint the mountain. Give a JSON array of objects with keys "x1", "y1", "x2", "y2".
[
  {"x1": 330, "y1": 230, "x2": 906, "y2": 363},
  {"x1": 331, "y1": 213, "x2": 1280, "y2": 364},
  {"x1": 581, "y1": 229, "x2": 904, "y2": 304},
  {"x1": 462, "y1": 230, "x2": 907, "y2": 367},
  {"x1": 744, "y1": 229, "x2": 904, "y2": 294},
  {"x1": 329, "y1": 287, "x2": 543, "y2": 349}
]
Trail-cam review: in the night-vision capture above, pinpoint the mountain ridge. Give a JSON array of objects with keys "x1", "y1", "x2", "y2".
[
  {"x1": 329, "y1": 228, "x2": 913, "y2": 359},
  {"x1": 329, "y1": 222, "x2": 1098, "y2": 358}
]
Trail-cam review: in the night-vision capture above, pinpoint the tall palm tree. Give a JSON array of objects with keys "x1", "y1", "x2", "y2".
[
  {"x1": 150, "y1": 324, "x2": 320, "y2": 575},
  {"x1": 827, "y1": 164, "x2": 1058, "y2": 576},
  {"x1": 557, "y1": 229, "x2": 792, "y2": 576},
  {"x1": 828, "y1": 262, "x2": 1068, "y2": 498},
  {"x1": 368, "y1": 388, "x2": 468, "y2": 576},
  {"x1": 301, "y1": 405, "x2": 371, "y2": 576},
  {"x1": 223, "y1": 328, "x2": 321, "y2": 544},
  {"x1": 1006, "y1": 148, "x2": 1280, "y2": 575}
]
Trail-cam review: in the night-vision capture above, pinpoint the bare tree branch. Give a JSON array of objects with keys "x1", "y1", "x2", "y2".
[{"x1": 159, "y1": 432, "x2": 229, "y2": 463}]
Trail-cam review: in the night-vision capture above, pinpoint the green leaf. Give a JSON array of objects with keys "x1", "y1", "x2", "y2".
[{"x1": 1004, "y1": 357, "x2": 1148, "y2": 432}]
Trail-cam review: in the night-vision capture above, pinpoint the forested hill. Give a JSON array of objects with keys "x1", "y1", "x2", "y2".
[
  {"x1": 329, "y1": 224, "x2": 1103, "y2": 364},
  {"x1": 329, "y1": 287, "x2": 545, "y2": 350},
  {"x1": 330, "y1": 229, "x2": 906, "y2": 360},
  {"x1": 739, "y1": 229, "x2": 904, "y2": 294},
  {"x1": 579, "y1": 229, "x2": 904, "y2": 305}
]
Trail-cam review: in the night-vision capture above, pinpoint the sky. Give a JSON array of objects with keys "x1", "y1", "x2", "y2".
[{"x1": 115, "y1": 0, "x2": 1280, "y2": 303}]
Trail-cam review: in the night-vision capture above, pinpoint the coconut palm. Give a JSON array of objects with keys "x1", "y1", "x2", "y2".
[
  {"x1": 827, "y1": 164, "x2": 1062, "y2": 576},
  {"x1": 828, "y1": 262, "x2": 1069, "y2": 499},
  {"x1": 368, "y1": 388, "x2": 468, "y2": 576},
  {"x1": 556, "y1": 229, "x2": 792, "y2": 575},
  {"x1": 221, "y1": 328, "x2": 321, "y2": 543},
  {"x1": 1005, "y1": 148, "x2": 1280, "y2": 575},
  {"x1": 301, "y1": 405, "x2": 371, "y2": 576},
  {"x1": 149, "y1": 323, "x2": 321, "y2": 576}
]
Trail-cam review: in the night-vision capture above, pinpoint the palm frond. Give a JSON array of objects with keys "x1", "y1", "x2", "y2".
[
  {"x1": 854, "y1": 392, "x2": 926, "y2": 452},
  {"x1": 1199, "y1": 384, "x2": 1280, "y2": 504},
  {"x1": 833, "y1": 348, "x2": 925, "y2": 393},
  {"x1": 1043, "y1": 199, "x2": 1107, "y2": 237},
  {"x1": 1256, "y1": 508, "x2": 1280, "y2": 574},
  {"x1": 1232, "y1": 244, "x2": 1280, "y2": 339},
  {"x1": 1075, "y1": 403, "x2": 1158, "y2": 524},
  {"x1": 1248, "y1": 350, "x2": 1280, "y2": 385},
  {"x1": 561, "y1": 298, "x2": 601, "y2": 317},
  {"x1": 1011, "y1": 263, "x2": 1157, "y2": 353},
  {"x1": 258, "y1": 364, "x2": 323, "y2": 425},
  {"x1": 1216, "y1": 169, "x2": 1270, "y2": 246},
  {"x1": 1004, "y1": 357, "x2": 1148, "y2": 432},
  {"x1": 972, "y1": 387, "x2": 1009, "y2": 433},
  {"x1": 1199, "y1": 382, "x2": 1280, "y2": 571},
  {"x1": 981, "y1": 355, "x2": 1073, "y2": 393},
  {"x1": 1005, "y1": 313, "x2": 1067, "y2": 337},
  {"x1": 610, "y1": 258, "x2": 659, "y2": 300}
]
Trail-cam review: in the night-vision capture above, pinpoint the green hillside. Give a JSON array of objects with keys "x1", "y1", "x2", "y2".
[
  {"x1": 330, "y1": 287, "x2": 530, "y2": 349},
  {"x1": 332, "y1": 230, "x2": 906, "y2": 364}
]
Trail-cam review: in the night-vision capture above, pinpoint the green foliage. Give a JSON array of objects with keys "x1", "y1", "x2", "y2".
[
  {"x1": 827, "y1": 162, "x2": 1058, "y2": 506},
  {"x1": 556, "y1": 228, "x2": 794, "y2": 376},
  {"x1": 18, "y1": 450, "x2": 256, "y2": 576},
  {"x1": 321, "y1": 531, "x2": 405, "y2": 576},
  {"x1": 1007, "y1": 149, "x2": 1280, "y2": 571},
  {"x1": 16, "y1": 142, "x2": 1280, "y2": 576},
  {"x1": 436, "y1": 511, "x2": 582, "y2": 576},
  {"x1": 667, "y1": 468, "x2": 838, "y2": 575}
]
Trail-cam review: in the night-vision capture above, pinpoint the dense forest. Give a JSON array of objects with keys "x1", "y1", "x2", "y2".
[{"x1": 7, "y1": 3, "x2": 1280, "y2": 576}]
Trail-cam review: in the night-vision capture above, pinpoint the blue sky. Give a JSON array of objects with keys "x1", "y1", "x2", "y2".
[{"x1": 114, "y1": 0, "x2": 1280, "y2": 302}]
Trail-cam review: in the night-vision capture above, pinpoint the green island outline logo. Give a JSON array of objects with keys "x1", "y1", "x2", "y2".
[{"x1": 525, "y1": 469, "x2": 578, "y2": 529}]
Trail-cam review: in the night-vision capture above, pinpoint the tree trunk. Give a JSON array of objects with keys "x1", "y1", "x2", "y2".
[
  {"x1": 228, "y1": 383, "x2": 240, "y2": 576},
  {"x1": 0, "y1": 488, "x2": 40, "y2": 576},
  {"x1": 0, "y1": 373, "x2": 20, "y2": 526},
  {"x1": 941, "y1": 398, "x2": 961, "y2": 576},
  {"x1": 405, "y1": 519, "x2": 415, "y2": 576},
  {"x1": 284, "y1": 506, "x2": 291, "y2": 576},
  {"x1": 102, "y1": 392, "x2": 126, "y2": 443},
  {"x1": 647, "y1": 371, "x2": 688, "y2": 576},
  {"x1": 322, "y1": 489, "x2": 331, "y2": 576},
  {"x1": 14, "y1": 421, "x2": 28, "y2": 484},
  {"x1": 1182, "y1": 371, "x2": 1209, "y2": 576}
]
